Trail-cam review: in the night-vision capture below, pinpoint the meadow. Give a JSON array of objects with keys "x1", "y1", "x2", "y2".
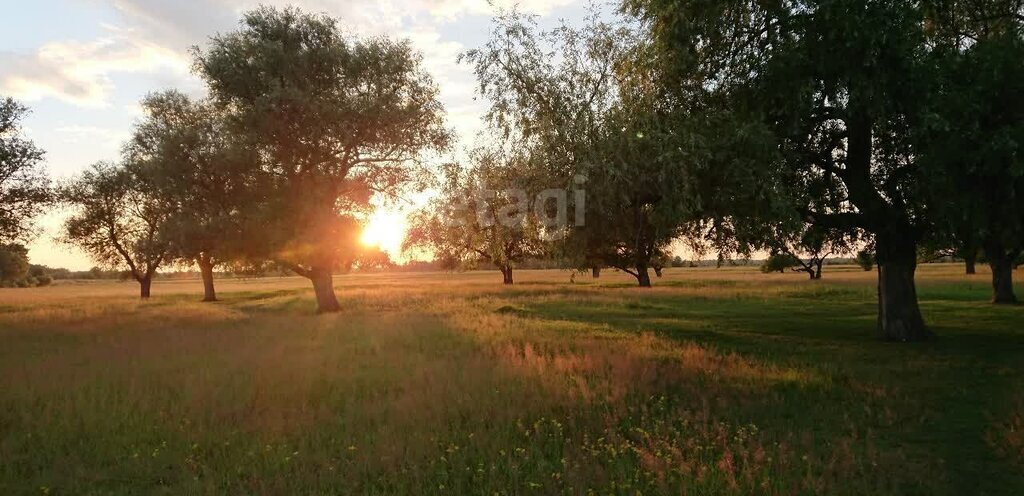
[{"x1": 1, "y1": 265, "x2": 1022, "y2": 495}]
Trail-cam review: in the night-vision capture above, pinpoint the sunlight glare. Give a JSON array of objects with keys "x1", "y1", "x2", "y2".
[{"x1": 360, "y1": 209, "x2": 408, "y2": 256}]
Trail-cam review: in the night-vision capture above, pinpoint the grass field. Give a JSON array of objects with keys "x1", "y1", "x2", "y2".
[{"x1": 1, "y1": 265, "x2": 1022, "y2": 495}]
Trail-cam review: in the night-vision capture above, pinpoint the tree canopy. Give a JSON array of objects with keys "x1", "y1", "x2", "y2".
[
  {"x1": 0, "y1": 97, "x2": 50, "y2": 243},
  {"x1": 192, "y1": 5, "x2": 451, "y2": 312}
]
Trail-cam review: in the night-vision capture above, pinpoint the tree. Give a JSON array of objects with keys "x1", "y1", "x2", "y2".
[
  {"x1": 631, "y1": 0, "x2": 940, "y2": 340},
  {"x1": 354, "y1": 246, "x2": 395, "y2": 271},
  {"x1": 123, "y1": 90, "x2": 258, "y2": 302},
  {"x1": 856, "y1": 249, "x2": 876, "y2": 272},
  {"x1": 59, "y1": 162, "x2": 171, "y2": 298},
  {"x1": 0, "y1": 97, "x2": 50, "y2": 243},
  {"x1": 917, "y1": 6, "x2": 1024, "y2": 304},
  {"x1": 761, "y1": 252, "x2": 801, "y2": 274},
  {"x1": 772, "y1": 224, "x2": 856, "y2": 280},
  {"x1": 404, "y1": 150, "x2": 547, "y2": 285},
  {"x1": 462, "y1": 11, "x2": 696, "y2": 287},
  {"x1": 192, "y1": 6, "x2": 450, "y2": 312},
  {"x1": 0, "y1": 243, "x2": 30, "y2": 285}
]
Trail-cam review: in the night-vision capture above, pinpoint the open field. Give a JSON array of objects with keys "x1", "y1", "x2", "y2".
[{"x1": 1, "y1": 265, "x2": 1023, "y2": 495}]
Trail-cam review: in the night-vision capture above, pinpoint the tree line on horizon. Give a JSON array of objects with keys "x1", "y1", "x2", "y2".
[{"x1": 1, "y1": 1, "x2": 1023, "y2": 341}]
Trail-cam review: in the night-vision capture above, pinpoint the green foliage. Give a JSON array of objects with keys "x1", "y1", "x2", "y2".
[
  {"x1": 58, "y1": 162, "x2": 171, "y2": 284},
  {"x1": 0, "y1": 97, "x2": 50, "y2": 243},
  {"x1": 192, "y1": 6, "x2": 451, "y2": 278},
  {"x1": 916, "y1": 15, "x2": 1024, "y2": 284},
  {"x1": 760, "y1": 252, "x2": 800, "y2": 274},
  {"x1": 0, "y1": 243, "x2": 29, "y2": 285},
  {"x1": 461, "y1": 11, "x2": 700, "y2": 285},
  {"x1": 404, "y1": 147, "x2": 547, "y2": 275},
  {"x1": 123, "y1": 90, "x2": 259, "y2": 269},
  {"x1": 856, "y1": 250, "x2": 876, "y2": 272}
]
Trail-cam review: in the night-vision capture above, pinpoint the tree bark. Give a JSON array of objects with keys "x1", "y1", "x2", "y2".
[
  {"x1": 812, "y1": 260, "x2": 823, "y2": 280},
  {"x1": 198, "y1": 255, "x2": 217, "y2": 302},
  {"x1": 592, "y1": 266, "x2": 601, "y2": 278},
  {"x1": 636, "y1": 264, "x2": 652, "y2": 288},
  {"x1": 501, "y1": 266, "x2": 514, "y2": 285},
  {"x1": 139, "y1": 276, "x2": 152, "y2": 299},
  {"x1": 309, "y1": 266, "x2": 341, "y2": 313},
  {"x1": 965, "y1": 253, "x2": 977, "y2": 275},
  {"x1": 986, "y1": 240, "x2": 1018, "y2": 304},
  {"x1": 875, "y1": 235, "x2": 930, "y2": 341}
]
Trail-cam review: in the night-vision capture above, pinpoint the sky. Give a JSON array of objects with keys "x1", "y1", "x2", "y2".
[{"x1": 1, "y1": 0, "x2": 593, "y2": 270}]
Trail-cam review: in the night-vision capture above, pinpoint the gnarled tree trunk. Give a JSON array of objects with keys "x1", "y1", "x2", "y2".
[
  {"x1": 500, "y1": 266, "x2": 514, "y2": 285},
  {"x1": 875, "y1": 234, "x2": 930, "y2": 341},
  {"x1": 198, "y1": 254, "x2": 217, "y2": 302},
  {"x1": 986, "y1": 240, "x2": 1018, "y2": 305},
  {"x1": 309, "y1": 266, "x2": 341, "y2": 313}
]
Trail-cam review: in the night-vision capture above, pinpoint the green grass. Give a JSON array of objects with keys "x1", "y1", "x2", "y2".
[{"x1": 0, "y1": 266, "x2": 1021, "y2": 494}]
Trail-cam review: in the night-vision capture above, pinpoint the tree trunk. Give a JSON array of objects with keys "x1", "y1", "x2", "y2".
[
  {"x1": 309, "y1": 266, "x2": 341, "y2": 313},
  {"x1": 812, "y1": 260, "x2": 823, "y2": 280},
  {"x1": 965, "y1": 253, "x2": 977, "y2": 275},
  {"x1": 139, "y1": 276, "x2": 152, "y2": 299},
  {"x1": 986, "y1": 240, "x2": 1018, "y2": 304},
  {"x1": 592, "y1": 266, "x2": 600, "y2": 278},
  {"x1": 198, "y1": 255, "x2": 217, "y2": 302},
  {"x1": 876, "y1": 236, "x2": 930, "y2": 342},
  {"x1": 501, "y1": 266, "x2": 514, "y2": 285},
  {"x1": 636, "y1": 264, "x2": 652, "y2": 288}
]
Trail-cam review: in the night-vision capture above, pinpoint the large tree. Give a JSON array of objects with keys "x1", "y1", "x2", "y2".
[
  {"x1": 462, "y1": 12, "x2": 697, "y2": 287},
  {"x1": 0, "y1": 97, "x2": 50, "y2": 243},
  {"x1": 631, "y1": 0, "x2": 941, "y2": 340},
  {"x1": 917, "y1": 3, "x2": 1024, "y2": 304},
  {"x1": 123, "y1": 90, "x2": 258, "y2": 302},
  {"x1": 59, "y1": 162, "x2": 172, "y2": 298},
  {"x1": 192, "y1": 6, "x2": 450, "y2": 312}
]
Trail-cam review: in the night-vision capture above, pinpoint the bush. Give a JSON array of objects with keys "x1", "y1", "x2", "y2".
[
  {"x1": 761, "y1": 253, "x2": 800, "y2": 274},
  {"x1": 856, "y1": 250, "x2": 875, "y2": 271}
]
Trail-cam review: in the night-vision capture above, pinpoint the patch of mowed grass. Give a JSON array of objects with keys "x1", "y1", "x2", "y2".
[{"x1": 0, "y1": 266, "x2": 1022, "y2": 494}]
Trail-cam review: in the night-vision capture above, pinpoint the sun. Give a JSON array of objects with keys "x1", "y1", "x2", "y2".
[{"x1": 360, "y1": 209, "x2": 408, "y2": 256}]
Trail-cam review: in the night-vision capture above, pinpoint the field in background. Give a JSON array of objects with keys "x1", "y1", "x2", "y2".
[{"x1": 1, "y1": 265, "x2": 1022, "y2": 494}]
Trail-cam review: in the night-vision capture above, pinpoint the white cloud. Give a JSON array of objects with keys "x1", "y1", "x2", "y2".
[
  {"x1": 0, "y1": 25, "x2": 190, "y2": 107},
  {"x1": 55, "y1": 124, "x2": 128, "y2": 148}
]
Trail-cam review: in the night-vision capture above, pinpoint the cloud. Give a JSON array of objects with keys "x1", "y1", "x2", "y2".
[{"x1": 0, "y1": 25, "x2": 190, "y2": 107}]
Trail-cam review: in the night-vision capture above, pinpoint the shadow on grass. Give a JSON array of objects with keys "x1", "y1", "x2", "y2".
[{"x1": 506, "y1": 284, "x2": 1024, "y2": 494}]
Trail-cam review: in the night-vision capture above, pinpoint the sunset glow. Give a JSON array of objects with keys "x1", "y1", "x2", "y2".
[{"x1": 360, "y1": 209, "x2": 408, "y2": 256}]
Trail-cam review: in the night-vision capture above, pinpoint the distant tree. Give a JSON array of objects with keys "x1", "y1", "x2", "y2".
[
  {"x1": 773, "y1": 225, "x2": 856, "y2": 280},
  {"x1": 123, "y1": 90, "x2": 258, "y2": 302},
  {"x1": 355, "y1": 246, "x2": 395, "y2": 271},
  {"x1": 0, "y1": 97, "x2": 50, "y2": 243},
  {"x1": 761, "y1": 253, "x2": 800, "y2": 274},
  {"x1": 404, "y1": 150, "x2": 546, "y2": 285},
  {"x1": 856, "y1": 250, "x2": 876, "y2": 272},
  {"x1": 59, "y1": 162, "x2": 171, "y2": 298},
  {"x1": 193, "y1": 6, "x2": 450, "y2": 312},
  {"x1": 0, "y1": 243, "x2": 30, "y2": 286}
]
